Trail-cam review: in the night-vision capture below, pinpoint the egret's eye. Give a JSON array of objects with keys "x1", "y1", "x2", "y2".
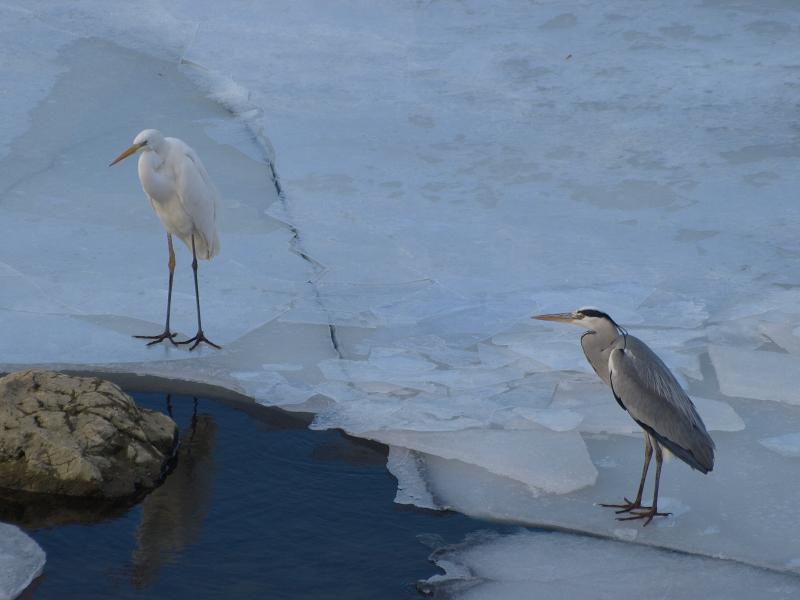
[{"x1": 141, "y1": 140, "x2": 148, "y2": 146}]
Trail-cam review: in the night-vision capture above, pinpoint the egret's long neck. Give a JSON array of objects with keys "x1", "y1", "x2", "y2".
[
  {"x1": 138, "y1": 150, "x2": 173, "y2": 204},
  {"x1": 140, "y1": 148, "x2": 164, "y2": 170},
  {"x1": 580, "y1": 319, "x2": 620, "y2": 386}
]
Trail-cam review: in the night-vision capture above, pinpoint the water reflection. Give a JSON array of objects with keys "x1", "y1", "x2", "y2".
[
  {"x1": 0, "y1": 487, "x2": 136, "y2": 528},
  {"x1": 130, "y1": 397, "x2": 216, "y2": 588},
  {"x1": 0, "y1": 394, "x2": 219, "y2": 589},
  {"x1": 23, "y1": 390, "x2": 492, "y2": 600}
]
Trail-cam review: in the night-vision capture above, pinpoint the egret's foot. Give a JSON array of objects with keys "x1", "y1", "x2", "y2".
[
  {"x1": 134, "y1": 330, "x2": 178, "y2": 347},
  {"x1": 176, "y1": 330, "x2": 221, "y2": 351},
  {"x1": 600, "y1": 497, "x2": 643, "y2": 514},
  {"x1": 616, "y1": 506, "x2": 671, "y2": 527}
]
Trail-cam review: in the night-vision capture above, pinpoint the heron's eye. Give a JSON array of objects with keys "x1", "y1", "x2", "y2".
[{"x1": 141, "y1": 140, "x2": 148, "y2": 146}]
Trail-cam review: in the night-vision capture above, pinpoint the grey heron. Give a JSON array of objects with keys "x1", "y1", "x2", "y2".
[
  {"x1": 110, "y1": 129, "x2": 221, "y2": 351},
  {"x1": 532, "y1": 308, "x2": 714, "y2": 526}
]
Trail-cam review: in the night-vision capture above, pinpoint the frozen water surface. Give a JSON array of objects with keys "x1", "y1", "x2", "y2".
[
  {"x1": 423, "y1": 530, "x2": 800, "y2": 599},
  {"x1": 2, "y1": 0, "x2": 800, "y2": 593},
  {"x1": 760, "y1": 433, "x2": 800, "y2": 458},
  {"x1": 0, "y1": 524, "x2": 44, "y2": 600},
  {"x1": 709, "y1": 345, "x2": 800, "y2": 405},
  {"x1": 0, "y1": 33, "x2": 332, "y2": 403}
]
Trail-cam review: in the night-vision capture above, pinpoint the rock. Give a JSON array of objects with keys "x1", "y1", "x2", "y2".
[{"x1": 0, "y1": 370, "x2": 177, "y2": 498}]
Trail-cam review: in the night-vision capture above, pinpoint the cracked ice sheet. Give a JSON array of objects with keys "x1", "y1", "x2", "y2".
[
  {"x1": 173, "y1": 0, "x2": 800, "y2": 335},
  {"x1": 709, "y1": 346, "x2": 800, "y2": 405},
  {"x1": 5, "y1": 0, "x2": 800, "y2": 582},
  {"x1": 0, "y1": 34, "x2": 325, "y2": 399},
  {"x1": 389, "y1": 404, "x2": 800, "y2": 572},
  {"x1": 760, "y1": 433, "x2": 800, "y2": 459},
  {"x1": 371, "y1": 429, "x2": 598, "y2": 497},
  {"x1": 422, "y1": 530, "x2": 800, "y2": 600},
  {"x1": 0, "y1": 523, "x2": 45, "y2": 600},
  {"x1": 385, "y1": 387, "x2": 800, "y2": 573},
  {"x1": 760, "y1": 321, "x2": 800, "y2": 355},
  {"x1": 312, "y1": 340, "x2": 799, "y2": 572}
]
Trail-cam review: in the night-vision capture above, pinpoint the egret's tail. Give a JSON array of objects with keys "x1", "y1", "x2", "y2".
[
  {"x1": 204, "y1": 228, "x2": 221, "y2": 260},
  {"x1": 182, "y1": 229, "x2": 220, "y2": 260}
]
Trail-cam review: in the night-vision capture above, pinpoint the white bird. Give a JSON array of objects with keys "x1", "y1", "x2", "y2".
[{"x1": 110, "y1": 129, "x2": 221, "y2": 350}]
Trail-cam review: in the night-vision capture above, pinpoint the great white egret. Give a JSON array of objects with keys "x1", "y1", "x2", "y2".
[
  {"x1": 532, "y1": 308, "x2": 714, "y2": 525},
  {"x1": 110, "y1": 129, "x2": 221, "y2": 350}
]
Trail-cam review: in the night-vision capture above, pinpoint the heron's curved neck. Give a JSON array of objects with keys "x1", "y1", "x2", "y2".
[
  {"x1": 587, "y1": 320, "x2": 620, "y2": 349},
  {"x1": 580, "y1": 321, "x2": 621, "y2": 386}
]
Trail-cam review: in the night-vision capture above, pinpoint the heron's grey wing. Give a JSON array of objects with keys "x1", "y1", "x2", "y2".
[{"x1": 609, "y1": 339, "x2": 714, "y2": 473}]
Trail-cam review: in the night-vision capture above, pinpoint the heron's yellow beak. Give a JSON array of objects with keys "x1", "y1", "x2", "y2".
[
  {"x1": 531, "y1": 312, "x2": 577, "y2": 323},
  {"x1": 109, "y1": 142, "x2": 144, "y2": 167}
]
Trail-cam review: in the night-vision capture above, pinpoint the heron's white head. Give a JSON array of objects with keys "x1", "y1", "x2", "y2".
[
  {"x1": 531, "y1": 307, "x2": 620, "y2": 332},
  {"x1": 109, "y1": 129, "x2": 165, "y2": 166}
]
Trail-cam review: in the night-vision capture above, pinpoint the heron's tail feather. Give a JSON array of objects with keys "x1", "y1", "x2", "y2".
[{"x1": 635, "y1": 418, "x2": 715, "y2": 473}]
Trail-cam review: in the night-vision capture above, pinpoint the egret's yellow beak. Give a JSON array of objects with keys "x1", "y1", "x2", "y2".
[
  {"x1": 109, "y1": 142, "x2": 144, "y2": 167},
  {"x1": 531, "y1": 312, "x2": 577, "y2": 323}
]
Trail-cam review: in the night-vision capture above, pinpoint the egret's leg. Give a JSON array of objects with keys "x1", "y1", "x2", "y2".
[
  {"x1": 618, "y1": 443, "x2": 672, "y2": 526},
  {"x1": 135, "y1": 233, "x2": 178, "y2": 346},
  {"x1": 601, "y1": 434, "x2": 653, "y2": 512},
  {"x1": 177, "y1": 234, "x2": 221, "y2": 351}
]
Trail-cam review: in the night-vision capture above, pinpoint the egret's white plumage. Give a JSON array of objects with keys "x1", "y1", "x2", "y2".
[
  {"x1": 110, "y1": 129, "x2": 221, "y2": 350},
  {"x1": 130, "y1": 129, "x2": 220, "y2": 259}
]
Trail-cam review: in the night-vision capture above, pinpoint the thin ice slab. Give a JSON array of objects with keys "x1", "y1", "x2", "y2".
[
  {"x1": 0, "y1": 523, "x2": 45, "y2": 600},
  {"x1": 709, "y1": 345, "x2": 800, "y2": 405},
  {"x1": 374, "y1": 428, "x2": 597, "y2": 497},
  {"x1": 0, "y1": 37, "x2": 318, "y2": 397},
  {"x1": 390, "y1": 395, "x2": 800, "y2": 574},
  {"x1": 423, "y1": 530, "x2": 800, "y2": 599}
]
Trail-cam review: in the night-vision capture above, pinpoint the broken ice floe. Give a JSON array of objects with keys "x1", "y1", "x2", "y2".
[
  {"x1": 377, "y1": 429, "x2": 597, "y2": 497},
  {"x1": 422, "y1": 530, "x2": 800, "y2": 599},
  {"x1": 709, "y1": 345, "x2": 800, "y2": 405},
  {"x1": 759, "y1": 433, "x2": 800, "y2": 458},
  {"x1": 0, "y1": 523, "x2": 45, "y2": 600}
]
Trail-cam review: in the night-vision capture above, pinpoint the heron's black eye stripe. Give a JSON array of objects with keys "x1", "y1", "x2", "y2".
[{"x1": 578, "y1": 309, "x2": 610, "y2": 320}]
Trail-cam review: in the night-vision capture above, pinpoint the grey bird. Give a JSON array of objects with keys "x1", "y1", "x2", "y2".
[{"x1": 532, "y1": 308, "x2": 714, "y2": 525}]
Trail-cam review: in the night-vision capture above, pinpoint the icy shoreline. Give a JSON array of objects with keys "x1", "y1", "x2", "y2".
[
  {"x1": 2, "y1": 1, "x2": 800, "y2": 594},
  {"x1": 422, "y1": 530, "x2": 800, "y2": 599},
  {"x1": 0, "y1": 524, "x2": 44, "y2": 600}
]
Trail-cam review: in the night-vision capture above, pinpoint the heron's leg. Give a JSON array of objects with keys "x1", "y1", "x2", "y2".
[
  {"x1": 134, "y1": 233, "x2": 178, "y2": 346},
  {"x1": 618, "y1": 443, "x2": 672, "y2": 526},
  {"x1": 600, "y1": 434, "x2": 653, "y2": 512},
  {"x1": 177, "y1": 234, "x2": 221, "y2": 351}
]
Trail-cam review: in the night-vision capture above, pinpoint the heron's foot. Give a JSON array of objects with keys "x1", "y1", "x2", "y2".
[
  {"x1": 616, "y1": 506, "x2": 671, "y2": 527},
  {"x1": 599, "y1": 497, "x2": 644, "y2": 514},
  {"x1": 176, "y1": 330, "x2": 221, "y2": 351},
  {"x1": 134, "y1": 330, "x2": 178, "y2": 347}
]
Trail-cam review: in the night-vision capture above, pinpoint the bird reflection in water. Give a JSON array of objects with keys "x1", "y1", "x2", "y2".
[{"x1": 130, "y1": 396, "x2": 217, "y2": 588}]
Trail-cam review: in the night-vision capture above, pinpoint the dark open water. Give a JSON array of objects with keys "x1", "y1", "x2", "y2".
[{"x1": 12, "y1": 392, "x2": 507, "y2": 599}]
